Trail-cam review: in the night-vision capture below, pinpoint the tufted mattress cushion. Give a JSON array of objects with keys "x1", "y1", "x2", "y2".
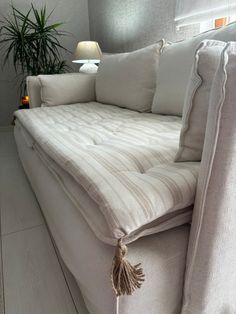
[{"x1": 15, "y1": 102, "x2": 199, "y2": 244}]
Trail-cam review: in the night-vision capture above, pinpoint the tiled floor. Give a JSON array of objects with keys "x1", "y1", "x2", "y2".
[{"x1": 0, "y1": 128, "x2": 89, "y2": 314}]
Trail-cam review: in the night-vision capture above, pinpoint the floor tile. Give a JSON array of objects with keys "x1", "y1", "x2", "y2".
[
  {"x1": 0, "y1": 156, "x2": 43, "y2": 235},
  {"x1": 2, "y1": 225, "x2": 77, "y2": 314},
  {"x1": 0, "y1": 130, "x2": 17, "y2": 158}
]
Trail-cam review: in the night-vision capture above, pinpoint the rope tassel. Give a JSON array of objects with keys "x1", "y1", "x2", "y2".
[{"x1": 111, "y1": 239, "x2": 145, "y2": 296}]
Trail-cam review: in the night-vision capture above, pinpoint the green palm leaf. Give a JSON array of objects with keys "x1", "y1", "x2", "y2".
[{"x1": 0, "y1": 3, "x2": 71, "y2": 95}]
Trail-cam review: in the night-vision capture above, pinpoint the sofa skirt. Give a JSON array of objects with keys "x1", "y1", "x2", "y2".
[{"x1": 14, "y1": 124, "x2": 190, "y2": 314}]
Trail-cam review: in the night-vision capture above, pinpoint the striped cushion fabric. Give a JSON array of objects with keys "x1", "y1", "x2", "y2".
[{"x1": 15, "y1": 102, "x2": 199, "y2": 244}]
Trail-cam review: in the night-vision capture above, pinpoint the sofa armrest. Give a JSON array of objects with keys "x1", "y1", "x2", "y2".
[
  {"x1": 38, "y1": 73, "x2": 96, "y2": 107},
  {"x1": 182, "y1": 43, "x2": 236, "y2": 313},
  {"x1": 27, "y1": 73, "x2": 96, "y2": 108},
  {"x1": 27, "y1": 76, "x2": 42, "y2": 108}
]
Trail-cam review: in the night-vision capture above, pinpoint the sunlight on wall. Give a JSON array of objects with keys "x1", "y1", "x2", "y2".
[{"x1": 200, "y1": 15, "x2": 236, "y2": 33}]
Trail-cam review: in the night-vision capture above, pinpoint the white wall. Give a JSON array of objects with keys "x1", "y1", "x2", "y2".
[
  {"x1": 88, "y1": 0, "x2": 199, "y2": 53},
  {"x1": 0, "y1": 0, "x2": 90, "y2": 126}
]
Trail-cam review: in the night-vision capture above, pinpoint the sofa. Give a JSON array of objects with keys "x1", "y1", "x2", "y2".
[{"x1": 14, "y1": 22, "x2": 236, "y2": 314}]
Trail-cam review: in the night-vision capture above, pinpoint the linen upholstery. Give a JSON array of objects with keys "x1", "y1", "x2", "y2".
[
  {"x1": 182, "y1": 42, "x2": 236, "y2": 313},
  {"x1": 96, "y1": 41, "x2": 164, "y2": 112},
  {"x1": 14, "y1": 102, "x2": 199, "y2": 244},
  {"x1": 27, "y1": 76, "x2": 42, "y2": 108},
  {"x1": 176, "y1": 40, "x2": 227, "y2": 162},
  {"x1": 16, "y1": 121, "x2": 193, "y2": 314},
  {"x1": 38, "y1": 73, "x2": 96, "y2": 107},
  {"x1": 152, "y1": 22, "x2": 236, "y2": 116}
]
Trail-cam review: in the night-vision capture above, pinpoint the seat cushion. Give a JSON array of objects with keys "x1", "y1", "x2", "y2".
[
  {"x1": 96, "y1": 41, "x2": 164, "y2": 112},
  {"x1": 152, "y1": 22, "x2": 236, "y2": 116},
  {"x1": 15, "y1": 102, "x2": 199, "y2": 244},
  {"x1": 176, "y1": 40, "x2": 227, "y2": 162}
]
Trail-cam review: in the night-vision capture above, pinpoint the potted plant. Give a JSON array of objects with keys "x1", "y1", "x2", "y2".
[{"x1": 0, "y1": 4, "x2": 70, "y2": 106}]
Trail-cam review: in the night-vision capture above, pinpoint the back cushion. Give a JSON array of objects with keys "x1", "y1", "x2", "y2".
[
  {"x1": 152, "y1": 22, "x2": 236, "y2": 116},
  {"x1": 176, "y1": 40, "x2": 227, "y2": 162},
  {"x1": 96, "y1": 41, "x2": 164, "y2": 112}
]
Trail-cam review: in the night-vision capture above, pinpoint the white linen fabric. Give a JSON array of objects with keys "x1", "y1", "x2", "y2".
[
  {"x1": 38, "y1": 73, "x2": 96, "y2": 107},
  {"x1": 27, "y1": 76, "x2": 42, "y2": 108},
  {"x1": 175, "y1": 0, "x2": 236, "y2": 27},
  {"x1": 14, "y1": 102, "x2": 199, "y2": 244},
  {"x1": 15, "y1": 123, "x2": 191, "y2": 314},
  {"x1": 176, "y1": 40, "x2": 227, "y2": 162},
  {"x1": 152, "y1": 22, "x2": 236, "y2": 116},
  {"x1": 182, "y1": 42, "x2": 236, "y2": 313},
  {"x1": 96, "y1": 41, "x2": 164, "y2": 112}
]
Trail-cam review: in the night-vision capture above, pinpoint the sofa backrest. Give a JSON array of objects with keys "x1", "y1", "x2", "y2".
[{"x1": 152, "y1": 22, "x2": 236, "y2": 116}]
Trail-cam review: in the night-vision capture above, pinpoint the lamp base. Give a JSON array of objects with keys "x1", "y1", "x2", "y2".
[{"x1": 79, "y1": 63, "x2": 98, "y2": 74}]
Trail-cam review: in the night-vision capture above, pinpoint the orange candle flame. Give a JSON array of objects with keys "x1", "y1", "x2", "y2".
[{"x1": 21, "y1": 96, "x2": 29, "y2": 106}]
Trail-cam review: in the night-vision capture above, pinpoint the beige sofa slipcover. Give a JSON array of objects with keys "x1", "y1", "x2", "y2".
[
  {"x1": 15, "y1": 120, "x2": 190, "y2": 314},
  {"x1": 14, "y1": 95, "x2": 194, "y2": 313},
  {"x1": 182, "y1": 41, "x2": 236, "y2": 313},
  {"x1": 14, "y1": 24, "x2": 236, "y2": 313}
]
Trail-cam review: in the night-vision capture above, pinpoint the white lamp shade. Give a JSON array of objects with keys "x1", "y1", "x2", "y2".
[{"x1": 72, "y1": 41, "x2": 102, "y2": 64}]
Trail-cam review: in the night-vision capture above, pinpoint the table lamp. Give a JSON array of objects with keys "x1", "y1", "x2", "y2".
[{"x1": 72, "y1": 41, "x2": 102, "y2": 73}]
